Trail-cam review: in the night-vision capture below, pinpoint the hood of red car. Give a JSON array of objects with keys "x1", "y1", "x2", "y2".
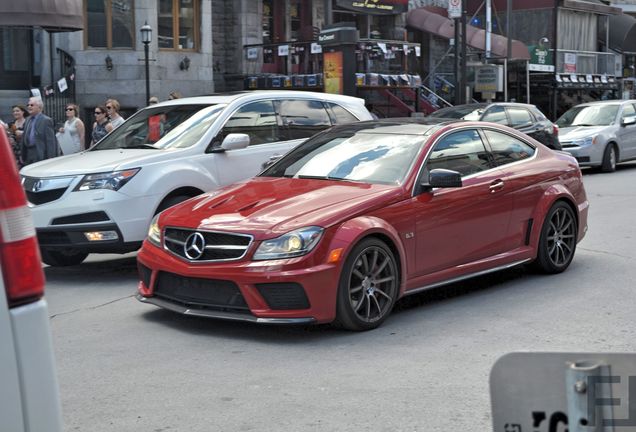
[{"x1": 161, "y1": 177, "x2": 402, "y2": 238}]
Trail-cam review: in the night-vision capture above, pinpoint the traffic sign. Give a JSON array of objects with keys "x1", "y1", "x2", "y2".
[{"x1": 448, "y1": 0, "x2": 462, "y2": 19}]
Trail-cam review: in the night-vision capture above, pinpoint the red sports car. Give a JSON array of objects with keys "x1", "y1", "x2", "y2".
[{"x1": 136, "y1": 119, "x2": 589, "y2": 331}]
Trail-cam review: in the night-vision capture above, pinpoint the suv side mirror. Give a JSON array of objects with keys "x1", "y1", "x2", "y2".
[
  {"x1": 420, "y1": 168, "x2": 463, "y2": 193},
  {"x1": 621, "y1": 116, "x2": 636, "y2": 127},
  {"x1": 220, "y1": 133, "x2": 250, "y2": 151}
]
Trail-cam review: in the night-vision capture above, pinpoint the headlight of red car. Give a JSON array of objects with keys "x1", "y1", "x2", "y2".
[
  {"x1": 147, "y1": 214, "x2": 161, "y2": 246},
  {"x1": 253, "y1": 226, "x2": 323, "y2": 260}
]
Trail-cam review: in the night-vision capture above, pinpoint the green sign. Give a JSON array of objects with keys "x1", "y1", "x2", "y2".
[{"x1": 528, "y1": 44, "x2": 554, "y2": 72}]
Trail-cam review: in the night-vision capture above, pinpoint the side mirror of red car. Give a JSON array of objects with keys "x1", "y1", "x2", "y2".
[{"x1": 420, "y1": 168, "x2": 463, "y2": 192}]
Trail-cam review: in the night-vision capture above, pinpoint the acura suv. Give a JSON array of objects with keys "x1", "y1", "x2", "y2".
[{"x1": 20, "y1": 91, "x2": 373, "y2": 266}]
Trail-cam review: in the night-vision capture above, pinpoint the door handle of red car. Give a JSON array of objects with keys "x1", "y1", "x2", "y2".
[{"x1": 489, "y1": 179, "x2": 505, "y2": 193}]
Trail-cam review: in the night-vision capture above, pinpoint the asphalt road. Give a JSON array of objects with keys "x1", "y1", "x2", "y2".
[{"x1": 44, "y1": 162, "x2": 636, "y2": 432}]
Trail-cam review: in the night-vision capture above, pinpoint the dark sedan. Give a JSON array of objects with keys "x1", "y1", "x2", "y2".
[{"x1": 428, "y1": 102, "x2": 561, "y2": 150}]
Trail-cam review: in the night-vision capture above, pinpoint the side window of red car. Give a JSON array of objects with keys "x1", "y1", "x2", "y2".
[
  {"x1": 483, "y1": 129, "x2": 535, "y2": 166},
  {"x1": 425, "y1": 129, "x2": 492, "y2": 177}
]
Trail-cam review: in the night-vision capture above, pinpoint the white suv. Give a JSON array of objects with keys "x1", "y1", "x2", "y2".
[
  {"x1": 20, "y1": 91, "x2": 372, "y2": 266},
  {"x1": 1, "y1": 127, "x2": 62, "y2": 431}
]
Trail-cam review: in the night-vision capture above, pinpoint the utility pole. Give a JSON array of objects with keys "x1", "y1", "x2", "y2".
[
  {"x1": 455, "y1": 18, "x2": 461, "y2": 105},
  {"x1": 460, "y1": 5, "x2": 467, "y2": 104}
]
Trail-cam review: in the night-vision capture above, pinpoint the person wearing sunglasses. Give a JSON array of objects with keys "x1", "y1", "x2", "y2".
[
  {"x1": 90, "y1": 105, "x2": 114, "y2": 147},
  {"x1": 57, "y1": 104, "x2": 85, "y2": 154},
  {"x1": 21, "y1": 96, "x2": 59, "y2": 165},
  {"x1": 105, "y1": 98, "x2": 125, "y2": 129}
]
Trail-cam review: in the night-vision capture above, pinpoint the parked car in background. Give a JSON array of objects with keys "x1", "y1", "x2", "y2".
[
  {"x1": 0, "y1": 127, "x2": 62, "y2": 431},
  {"x1": 136, "y1": 118, "x2": 588, "y2": 331},
  {"x1": 556, "y1": 99, "x2": 636, "y2": 172},
  {"x1": 428, "y1": 102, "x2": 561, "y2": 150},
  {"x1": 20, "y1": 91, "x2": 373, "y2": 266}
]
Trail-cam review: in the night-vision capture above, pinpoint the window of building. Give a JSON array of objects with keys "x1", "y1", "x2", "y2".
[
  {"x1": 158, "y1": 0, "x2": 199, "y2": 50},
  {"x1": 0, "y1": 29, "x2": 33, "y2": 89},
  {"x1": 85, "y1": 0, "x2": 134, "y2": 49}
]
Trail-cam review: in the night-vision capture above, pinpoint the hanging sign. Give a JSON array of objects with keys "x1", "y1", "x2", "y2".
[
  {"x1": 335, "y1": 0, "x2": 408, "y2": 15},
  {"x1": 448, "y1": 0, "x2": 462, "y2": 19},
  {"x1": 278, "y1": 45, "x2": 289, "y2": 56}
]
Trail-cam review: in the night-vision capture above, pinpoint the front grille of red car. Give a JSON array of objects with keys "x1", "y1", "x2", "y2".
[
  {"x1": 154, "y1": 271, "x2": 249, "y2": 312},
  {"x1": 163, "y1": 227, "x2": 252, "y2": 262}
]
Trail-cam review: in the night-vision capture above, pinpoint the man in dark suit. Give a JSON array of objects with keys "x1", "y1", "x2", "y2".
[{"x1": 21, "y1": 96, "x2": 58, "y2": 165}]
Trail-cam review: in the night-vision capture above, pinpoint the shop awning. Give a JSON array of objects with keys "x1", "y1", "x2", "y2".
[
  {"x1": 0, "y1": 0, "x2": 83, "y2": 32},
  {"x1": 603, "y1": 13, "x2": 636, "y2": 54},
  {"x1": 406, "y1": 7, "x2": 531, "y2": 61}
]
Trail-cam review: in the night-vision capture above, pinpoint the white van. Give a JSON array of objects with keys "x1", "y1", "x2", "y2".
[
  {"x1": 1, "y1": 126, "x2": 62, "y2": 431},
  {"x1": 20, "y1": 91, "x2": 372, "y2": 266}
]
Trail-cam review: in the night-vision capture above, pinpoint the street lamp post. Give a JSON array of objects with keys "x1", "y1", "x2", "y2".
[{"x1": 140, "y1": 21, "x2": 152, "y2": 106}]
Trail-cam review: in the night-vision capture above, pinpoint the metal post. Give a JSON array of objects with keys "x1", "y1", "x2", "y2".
[
  {"x1": 526, "y1": 61, "x2": 531, "y2": 103},
  {"x1": 507, "y1": 0, "x2": 512, "y2": 102},
  {"x1": 460, "y1": 6, "x2": 467, "y2": 104},
  {"x1": 454, "y1": 17, "x2": 461, "y2": 105},
  {"x1": 144, "y1": 42, "x2": 150, "y2": 107},
  {"x1": 485, "y1": 0, "x2": 492, "y2": 60},
  {"x1": 552, "y1": 0, "x2": 559, "y2": 120}
]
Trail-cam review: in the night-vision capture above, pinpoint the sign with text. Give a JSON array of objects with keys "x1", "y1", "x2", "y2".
[
  {"x1": 491, "y1": 353, "x2": 636, "y2": 432},
  {"x1": 324, "y1": 51, "x2": 344, "y2": 94},
  {"x1": 475, "y1": 65, "x2": 503, "y2": 93},
  {"x1": 528, "y1": 44, "x2": 554, "y2": 72},
  {"x1": 448, "y1": 0, "x2": 462, "y2": 19},
  {"x1": 335, "y1": 0, "x2": 408, "y2": 15}
]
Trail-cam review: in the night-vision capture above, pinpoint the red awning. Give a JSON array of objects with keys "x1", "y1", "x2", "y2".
[
  {"x1": 0, "y1": 0, "x2": 83, "y2": 32},
  {"x1": 406, "y1": 7, "x2": 530, "y2": 61}
]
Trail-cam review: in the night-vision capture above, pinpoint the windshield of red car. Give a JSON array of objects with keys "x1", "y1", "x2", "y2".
[{"x1": 261, "y1": 131, "x2": 425, "y2": 185}]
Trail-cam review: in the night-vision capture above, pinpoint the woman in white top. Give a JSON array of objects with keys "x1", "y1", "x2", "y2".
[
  {"x1": 58, "y1": 104, "x2": 85, "y2": 154},
  {"x1": 105, "y1": 98, "x2": 125, "y2": 128}
]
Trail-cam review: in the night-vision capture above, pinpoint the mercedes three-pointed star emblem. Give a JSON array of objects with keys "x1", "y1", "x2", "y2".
[{"x1": 184, "y1": 232, "x2": 206, "y2": 260}]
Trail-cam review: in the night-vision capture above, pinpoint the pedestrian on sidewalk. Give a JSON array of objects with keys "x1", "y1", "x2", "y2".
[
  {"x1": 105, "y1": 98, "x2": 125, "y2": 128},
  {"x1": 57, "y1": 103, "x2": 85, "y2": 154},
  {"x1": 90, "y1": 105, "x2": 114, "y2": 146},
  {"x1": 21, "y1": 96, "x2": 58, "y2": 166}
]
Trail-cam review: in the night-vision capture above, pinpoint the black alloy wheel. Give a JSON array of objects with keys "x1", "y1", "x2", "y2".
[
  {"x1": 335, "y1": 238, "x2": 399, "y2": 331},
  {"x1": 534, "y1": 201, "x2": 577, "y2": 274}
]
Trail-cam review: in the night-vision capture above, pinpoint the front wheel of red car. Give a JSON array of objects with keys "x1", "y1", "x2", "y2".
[
  {"x1": 335, "y1": 238, "x2": 399, "y2": 331},
  {"x1": 533, "y1": 201, "x2": 578, "y2": 274}
]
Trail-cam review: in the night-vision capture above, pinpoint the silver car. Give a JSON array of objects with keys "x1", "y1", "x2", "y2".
[{"x1": 556, "y1": 100, "x2": 636, "y2": 172}]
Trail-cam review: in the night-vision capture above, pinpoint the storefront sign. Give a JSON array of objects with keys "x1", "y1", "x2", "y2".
[
  {"x1": 475, "y1": 65, "x2": 503, "y2": 93},
  {"x1": 318, "y1": 24, "x2": 359, "y2": 46},
  {"x1": 246, "y1": 47, "x2": 258, "y2": 60},
  {"x1": 311, "y1": 43, "x2": 322, "y2": 54},
  {"x1": 278, "y1": 45, "x2": 289, "y2": 57},
  {"x1": 528, "y1": 44, "x2": 554, "y2": 72},
  {"x1": 335, "y1": 0, "x2": 408, "y2": 15}
]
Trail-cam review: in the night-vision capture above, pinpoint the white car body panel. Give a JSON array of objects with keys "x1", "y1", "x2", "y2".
[{"x1": 20, "y1": 91, "x2": 372, "y2": 262}]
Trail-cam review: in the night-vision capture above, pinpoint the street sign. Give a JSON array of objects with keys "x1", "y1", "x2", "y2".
[
  {"x1": 448, "y1": 0, "x2": 462, "y2": 19},
  {"x1": 475, "y1": 65, "x2": 503, "y2": 93},
  {"x1": 491, "y1": 352, "x2": 636, "y2": 432}
]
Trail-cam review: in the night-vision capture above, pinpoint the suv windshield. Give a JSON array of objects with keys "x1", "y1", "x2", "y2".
[
  {"x1": 90, "y1": 104, "x2": 225, "y2": 150},
  {"x1": 556, "y1": 104, "x2": 619, "y2": 127}
]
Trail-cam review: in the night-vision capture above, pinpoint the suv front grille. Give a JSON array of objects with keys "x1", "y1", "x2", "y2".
[
  {"x1": 164, "y1": 227, "x2": 252, "y2": 262},
  {"x1": 22, "y1": 176, "x2": 75, "y2": 205}
]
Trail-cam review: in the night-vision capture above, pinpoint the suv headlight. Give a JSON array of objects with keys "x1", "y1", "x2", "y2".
[
  {"x1": 74, "y1": 168, "x2": 140, "y2": 191},
  {"x1": 147, "y1": 214, "x2": 161, "y2": 246},
  {"x1": 253, "y1": 226, "x2": 323, "y2": 260}
]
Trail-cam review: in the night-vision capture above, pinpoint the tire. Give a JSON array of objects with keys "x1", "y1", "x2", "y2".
[
  {"x1": 40, "y1": 248, "x2": 89, "y2": 267},
  {"x1": 600, "y1": 143, "x2": 617, "y2": 173},
  {"x1": 155, "y1": 195, "x2": 192, "y2": 214},
  {"x1": 335, "y1": 238, "x2": 399, "y2": 331},
  {"x1": 533, "y1": 201, "x2": 577, "y2": 274}
]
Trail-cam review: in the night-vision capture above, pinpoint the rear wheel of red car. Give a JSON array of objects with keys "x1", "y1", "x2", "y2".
[
  {"x1": 335, "y1": 238, "x2": 399, "y2": 331},
  {"x1": 534, "y1": 201, "x2": 577, "y2": 274},
  {"x1": 40, "y1": 248, "x2": 88, "y2": 267},
  {"x1": 600, "y1": 143, "x2": 617, "y2": 172}
]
